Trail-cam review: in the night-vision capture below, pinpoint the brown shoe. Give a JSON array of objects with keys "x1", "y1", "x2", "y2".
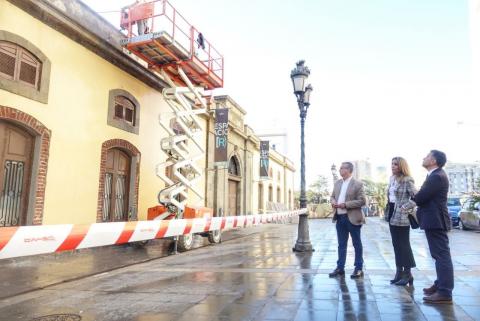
[
  {"x1": 423, "y1": 292, "x2": 452, "y2": 304},
  {"x1": 350, "y1": 269, "x2": 364, "y2": 279},
  {"x1": 423, "y1": 284, "x2": 437, "y2": 295}
]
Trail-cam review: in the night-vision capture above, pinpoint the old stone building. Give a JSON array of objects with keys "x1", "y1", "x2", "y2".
[
  {"x1": 205, "y1": 96, "x2": 295, "y2": 217},
  {"x1": 0, "y1": 0, "x2": 295, "y2": 226}
]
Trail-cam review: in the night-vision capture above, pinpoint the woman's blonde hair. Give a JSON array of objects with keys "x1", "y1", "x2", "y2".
[{"x1": 392, "y1": 157, "x2": 411, "y2": 178}]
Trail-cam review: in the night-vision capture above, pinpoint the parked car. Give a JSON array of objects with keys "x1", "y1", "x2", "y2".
[
  {"x1": 447, "y1": 197, "x2": 462, "y2": 227},
  {"x1": 458, "y1": 198, "x2": 480, "y2": 231}
]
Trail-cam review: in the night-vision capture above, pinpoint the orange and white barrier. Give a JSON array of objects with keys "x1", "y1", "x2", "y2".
[{"x1": 0, "y1": 210, "x2": 306, "y2": 260}]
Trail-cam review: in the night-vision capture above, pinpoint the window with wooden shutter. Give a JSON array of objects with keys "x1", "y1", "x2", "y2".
[
  {"x1": 0, "y1": 41, "x2": 41, "y2": 89},
  {"x1": 107, "y1": 89, "x2": 140, "y2": 134},
  {"x1": 114, "y1": 95, "x2": 136, "y2": 126},
  {"x1": 0, "y1": 43, "x2": 16, "y2": 79}
]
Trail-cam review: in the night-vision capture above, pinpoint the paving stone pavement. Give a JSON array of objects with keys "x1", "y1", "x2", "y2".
[{"x1": 1, "y1": 217, "x2": 479, "y2": 321}]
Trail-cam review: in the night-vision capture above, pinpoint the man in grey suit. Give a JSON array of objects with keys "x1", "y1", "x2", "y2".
[{"x1": 329, "y1": 162, "x2": 367, "y2": 279}]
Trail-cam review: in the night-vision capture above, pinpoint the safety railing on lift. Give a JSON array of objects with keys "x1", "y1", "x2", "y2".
[{"x1": 120, "y1": 0, "x2": 224, "y2": 86}]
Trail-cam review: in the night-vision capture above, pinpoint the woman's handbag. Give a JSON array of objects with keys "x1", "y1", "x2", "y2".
[
  {"x1": 402, "y1": 199, "x2": 419, "y2": 229},
  {"x1": 408, "y1": 212, "x2": 419, "y2": 229}
]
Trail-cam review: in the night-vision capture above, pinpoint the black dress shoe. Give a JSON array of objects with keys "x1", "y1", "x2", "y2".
[
  {"x1": 394, "y1": 272, "x2": 413, "y2": 286},
  {"x1": 423, "y1": 284, "x2": 437, "y2": 295},
  {"x1": 423, "y1": 292, "x2": 452, "y2": 304},
  {"x1": 390, "y1": 269, "x2": 402, "y2": 284},
  {"x1": 350, "y1": 269, "x2": 364, "y2": 279},
  {"x1": 328, "y1": 268, "x2": 345, "y2": 278}
]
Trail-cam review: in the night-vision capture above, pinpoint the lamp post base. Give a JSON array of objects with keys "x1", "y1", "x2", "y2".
[
  {"x1": 292, "y1": 242, "x2": 315, "y2": 252},
  {"x1": 292, "y1": 213, "x2": 314, "y2": 252}
]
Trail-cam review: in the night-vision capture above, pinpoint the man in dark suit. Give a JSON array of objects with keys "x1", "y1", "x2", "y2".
[{"x1": 414, "y1": 150, "x2": 453, "y2": 304}]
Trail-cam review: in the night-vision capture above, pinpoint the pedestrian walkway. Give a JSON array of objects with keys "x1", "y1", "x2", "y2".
[{"x1": 0, "y1": 218, "x2": 479, "y2": 321}]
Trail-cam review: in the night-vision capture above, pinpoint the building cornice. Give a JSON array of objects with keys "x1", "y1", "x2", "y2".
[{"x1": 214, "y1": 95, "x2": 247, "y2": 115}]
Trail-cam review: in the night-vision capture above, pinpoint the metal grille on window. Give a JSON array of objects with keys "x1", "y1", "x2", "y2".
[
  {"x1": 102, "y1": 173, "x2": 112, "y2": 221},
  {"x1": 0, "y1": 161, "x2": 24, "y2": 227},
  {"x1": 114, "y1": 175, "x2": 126, "y2": 220}
]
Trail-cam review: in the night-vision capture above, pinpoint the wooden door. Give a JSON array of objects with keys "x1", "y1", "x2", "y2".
[
  {"x1": 228, "y1": 179, "x2": 238, "y2": 216},
  {"x1": 258, "y1": 184, "x2": 264, "y2": 214},
  {"x1": 0, "y1": 121, "x2": 33, "y2": 226},
  {"x1": 103, "y1": 149, "x2": 130, "y2": 222}
]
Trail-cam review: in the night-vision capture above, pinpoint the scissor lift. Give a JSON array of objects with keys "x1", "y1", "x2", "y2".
[{"x1": 120, "y1": 0, "x2": 224, "y2": 251}]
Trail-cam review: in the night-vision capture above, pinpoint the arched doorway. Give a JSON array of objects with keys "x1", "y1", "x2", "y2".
[
  {"x1": 97, "y1": 139, "x2": 140, "y2": 222},
  {"x1": 258, "y1": 183, "x2": 264, "y2": 214},
  {"x1": 228, "y1": 156, "x2": 241, "y2": 216},
  {"x1": 288, "y1": 190, "x2": 292, "y2": 209},
  {"x1": 0, "y1": 121, "x2": 34, "y2": 226},
  {"x1": 102, "y1": 148, "x2": 131, "y2": 222}
]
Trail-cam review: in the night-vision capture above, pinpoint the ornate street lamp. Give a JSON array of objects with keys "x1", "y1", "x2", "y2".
[
  {"x1": 291, "y1": 60, "x2": 314, "y2": 252},
  {"x1": 331, "y1": 164, "x2": 339, "y2": 184}
]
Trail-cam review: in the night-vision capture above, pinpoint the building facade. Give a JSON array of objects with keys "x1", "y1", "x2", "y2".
[
  {"x1": 0, "y1": 0, "x2": 295, "y2": 226},
  {"x1": 353, "y1": 159, "x2": 372, "y2": 181},
  {"x1": 205, "y1": 96, "x2": 295, "y2": 217},
  {"x1": 445, "y1": 162, "x2": 480, "y2": 197},
  {"x1": 373, "y1": 166, "x2": 388, "y2": 183}
]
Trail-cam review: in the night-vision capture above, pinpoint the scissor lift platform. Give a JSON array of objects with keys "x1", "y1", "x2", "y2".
[{"x1": 120, "y1": 0, "x2": 224, "y2": 90}]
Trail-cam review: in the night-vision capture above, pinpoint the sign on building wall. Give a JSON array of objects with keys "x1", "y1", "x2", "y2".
[
  {"x1": 260, "y1": 141, "x2": 269, "y2": 178},
  {"x1": 214, "y1": 108, "x2": 229, "y2": 164}
]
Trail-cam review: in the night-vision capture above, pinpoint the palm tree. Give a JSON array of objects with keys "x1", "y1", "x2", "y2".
[{"x1": 362, "y1": 179, "x2": 388, "y2": 216}]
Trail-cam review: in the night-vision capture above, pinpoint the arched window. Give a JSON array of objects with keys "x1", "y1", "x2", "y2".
[
  {"x1": 268, "y1": 185, "x2": 273, "y2": 202},
  {"x1": 114, "y1": 96, "x2": 136, "y2": 126},
  {"x1": 108, "y1": 89, "x2": 140, "y2": 134},
  {"x1": 0, "y1": 41, "x2": 41, "y2": 88},
  {"x1": 228, "y1": 156, "x2": 241, "y2": 216},
  {"x1": 228, "y1": 156, "x2": 240, "y2": 176},
  {"x1": 277, "y1": 187, "x2": 281, "y2": 203},
  {"x1": 0, "y1": 32, "x2": 51, "y2": 104}
]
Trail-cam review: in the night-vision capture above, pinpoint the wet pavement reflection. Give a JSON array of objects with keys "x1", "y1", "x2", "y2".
[{"x1": 1, "y1": 218, "x2": 479, "y2": 320}]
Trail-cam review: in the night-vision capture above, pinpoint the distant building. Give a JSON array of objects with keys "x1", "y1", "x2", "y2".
[
  {"x1": 445, "y1": 162, "x2": 480, "y2": 197},
  {"x1": 374, "y1": 166, "x2": 388, "y2": 183},
  {"x1": 353, "y1": 160, "x2": 372, "y2": 181}
]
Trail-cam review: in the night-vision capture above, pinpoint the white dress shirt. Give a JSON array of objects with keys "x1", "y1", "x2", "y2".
[
  {"x1": 388, "y1": 176, "x2": 397, "y2": 203},
  {"x1": 337, "y1": 176, "x2": 352, "y2": 214}
]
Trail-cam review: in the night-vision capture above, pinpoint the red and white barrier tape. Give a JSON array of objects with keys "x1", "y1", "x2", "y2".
[{"x1": 0, "y1": 210, "x2": 306, "y2": 259}]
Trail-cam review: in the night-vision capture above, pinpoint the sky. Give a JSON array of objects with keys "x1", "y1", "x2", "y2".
[{"x1": 82, "y1": 0, "x2": 478, "y2": 187}]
